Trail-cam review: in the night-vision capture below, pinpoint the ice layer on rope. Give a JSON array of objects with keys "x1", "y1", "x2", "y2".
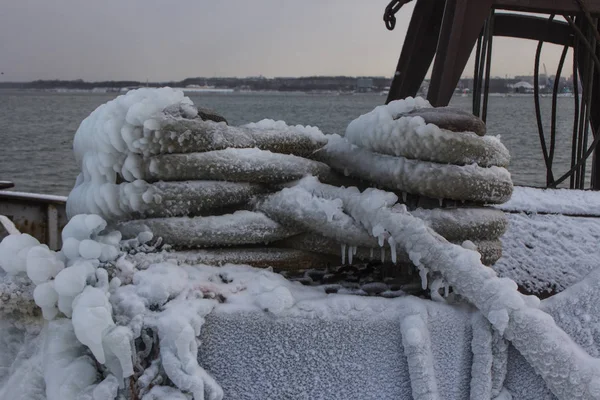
[
  {"x1": 316, "y1": 134, "x2": 513, "y2": 203},
  {"x1": 344, "y1": 97, "x2": 510, "y2": 167},
  {"x1": 73, "y1": 87, "x2": 197, "y2": 185},
  {"x1": 67, "y1": 87, "x2": 329, "y2": 220}
]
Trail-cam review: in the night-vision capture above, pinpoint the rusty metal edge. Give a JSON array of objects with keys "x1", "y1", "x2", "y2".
[{"x1": 0, "y1": 190, "x2": 67, "y2": 205}]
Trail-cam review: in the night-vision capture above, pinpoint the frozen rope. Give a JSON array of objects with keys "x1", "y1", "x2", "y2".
[{"x1": 294, "y1": 176, "x2": 600, "y2": 400}]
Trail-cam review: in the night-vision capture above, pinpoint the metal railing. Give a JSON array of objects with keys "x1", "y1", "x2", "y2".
[{"x1": 0, "y1": 190, "x2": 68, "y2": 250}]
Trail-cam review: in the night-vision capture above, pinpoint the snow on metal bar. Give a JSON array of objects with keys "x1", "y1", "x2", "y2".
[{"x1": 401, "y1": 313, "x2": 440, "y2": 400}]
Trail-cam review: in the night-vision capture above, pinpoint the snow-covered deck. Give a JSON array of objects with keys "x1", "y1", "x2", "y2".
[
  {"x1": 492, "y1": 187, "x2": 600, "y2": 297},
  {"x1": 2, "y1": 265, "x2": 598, "y2": 400},
  {"x1": 197, "y1": 269, "x2": 600, "y2": 400},
  {"x1": 497, "y1": 186, "x2": 600, "y2": 216},
  {"x1": 2, "y1": 186, "x2": 600, "y2": 400}
]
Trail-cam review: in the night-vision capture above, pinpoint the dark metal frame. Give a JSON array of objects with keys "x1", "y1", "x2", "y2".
[{"x1": 385, "y1": 0, "x2": 600, "y2": 189}]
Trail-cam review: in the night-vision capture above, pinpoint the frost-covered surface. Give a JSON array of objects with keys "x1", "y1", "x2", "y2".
[
  {"x1": 4, "y1": 89, "x2": 600, "y2": 399},
  {"x1": 198, "y1": 267, "x2": 473, "y2": 400},
  {"x1": 494, "y1": 212, "x2": 600, "y2": 296},
  {"x1": 257, "y1": 190, "x2": 502, "y2": 265},
  {"x1": 68, "y1": 87, "x2": 327, "y2": 220},
  {"x1": 144, "y1": 147, "x2": 333, "y2": 183},
  {"x1": 2, "y1": 218, "x2": 600, "y2": 398},
  {"x1": 291, "y1": 176, "x2": 600, "y2": 399},
  {"x1": 118, "y1": 211, "x2": 300, "y2": 248},
  {"x1": 344, "y1": 97, "x2": 510, "y2": 167},
  {"x1": 256, "y1": 187, "x2": 378, "y2": 248},
  {"x1": 412, "y1": 207, "x2": 507, "y2": 241},
  {"x1": 0, "y1": 214, "x2": 224, "y2": 399},
  {"x1": 499, "y1": 268, "x2": 600, "y2": 399},
  {"x1": 0, "y1": 319, "x2": 45, "y2": 400},
  {"x1": 73, "y1": 87, "x2": 197, "y2": 185},
  {"x1": 0, "y1": 272, "x2": 38, "y2": 317},
  {"x1": 68, "y1": 180, "x2": 267, "y2": 221},
  {"x1": 194, "y1": 266, "x2": 600, "y2": 400},
  {"x1": 496, "y1": 186, "x2": 600, "y2": 216},
  {"x1": 128, "y1": 247, "x2": 336, "y2": 271},
  {"x1": 470, "y1": 314, "x2": 494, "y2": 399},
  {"x1": 152, "y1": 117, "x2": 326, "y2": 158},
  {"x1": 316, "y1": 134, "x2": 513, "y2": 203},
  {"x1": 401, "y1": 311, "x2": 440, "y2": 399}
]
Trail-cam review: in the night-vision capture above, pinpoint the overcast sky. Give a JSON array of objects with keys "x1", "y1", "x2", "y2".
[{"x1": 0, "y1": 0, "x2": 571, "y2": 82}]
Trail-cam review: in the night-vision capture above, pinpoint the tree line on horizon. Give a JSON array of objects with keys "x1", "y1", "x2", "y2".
[
  {"x1": 0, "y1": 75, "x2": 576, "y2": 94},
  {"x1": 0, "y1": 76, "x2": 392, "y2": 92}
]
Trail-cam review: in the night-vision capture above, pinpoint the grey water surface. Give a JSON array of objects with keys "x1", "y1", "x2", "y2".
[{"x1": 0, "y1": 90, "x2": 584, "y2": 196}]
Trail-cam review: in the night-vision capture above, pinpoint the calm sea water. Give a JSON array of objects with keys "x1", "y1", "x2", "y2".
[{"x1": 0, "y1": 90, "x2": 586, "y2": 196}]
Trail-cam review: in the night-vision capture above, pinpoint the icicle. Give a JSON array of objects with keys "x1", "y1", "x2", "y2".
[
  {"x1": 380, "y1": 248, "x2": 385, "y2": 263},
  {"x1": 444, "y1": 283, "x2": 449, "y2": 297},
  {"x1": 341, "y1": 244, "x2": 347, "y2": 264},
  {"x1": 325, "y1": 210, "x2": 334, "y2": 223},
  {"x1": 388, "y1": 237, "x2": 397, "y2": 264},
  {"x1": 372, "y1": 224, "x2": 387, "y2": 247},
  {"x1": 402, "y1": 192, "x2": 408, "y2": 203},
  {"x1": 348, "y1": 245, "x2": 353, "y2": 265},
  {"x1": 438, "y1": 198, "x2": 444, "y2": 207},
  {"x1": 370, "y1": 248, "x2": 374, "y2": 259},
  {"x1": 430, "y1": 279, "x2": 445, "y2": 303},
  {"x1": 418, "y1": 266, "x2": 428, "y2": 290},
  {"x1": 352, "y1": 246, "x2": 357, "y2": 255}
]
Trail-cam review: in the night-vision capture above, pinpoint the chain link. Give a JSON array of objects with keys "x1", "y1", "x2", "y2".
[{"x1": 384, "y1": 0, "x2": 412, "y2": 30}]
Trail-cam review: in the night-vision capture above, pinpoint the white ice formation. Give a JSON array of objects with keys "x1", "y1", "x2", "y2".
[
  {"x1": 3, "y1": 88, "x2": 596, "y2": 400},
  {"x1": 67, "y1": 87, "x2": 330, "y2": 223},
  {"x1": 344, "y1": 97, "x2": 510, "y2": 167},
  {"x1": 2, "y1": 179, "x2": 600, "y2": 399},
  {"x1": 315, "y1": 97, "x2": 513, "y2": 204},
  {"x1": 117, "y1": 210, "x2": 300, "y2": 248},
  {"x1": 288, "y1": 176, "x2": 600, "y2": 400},
  {"x1": 67, "y1": 89, "x2": 508, "y2": 269},
  {"x1": 143, "y1": 147, "x2": 333, "y2": 183},
  {"x1": 0, "y1": 213, "x2": 223, "y2": 400}
]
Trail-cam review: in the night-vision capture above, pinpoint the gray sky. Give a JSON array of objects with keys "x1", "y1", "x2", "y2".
[{"x1": 0, "y1": 0, "x2": 570, "y2": 82}]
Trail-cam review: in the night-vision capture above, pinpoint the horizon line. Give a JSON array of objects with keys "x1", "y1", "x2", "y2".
[{"x1": 0, "y1": 74, "x2": 565, "y2": 85}]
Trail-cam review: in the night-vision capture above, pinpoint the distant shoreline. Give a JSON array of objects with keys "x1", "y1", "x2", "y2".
[
  {"x1": 0, "y1": 75, "x2": 571, "y2": 95},
  {"x1": 0, "y1": 88, "x2": 578, "y2": 99},
  {"x1": 0, "y1": 87, "x2": 386, "y2": 95}
]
